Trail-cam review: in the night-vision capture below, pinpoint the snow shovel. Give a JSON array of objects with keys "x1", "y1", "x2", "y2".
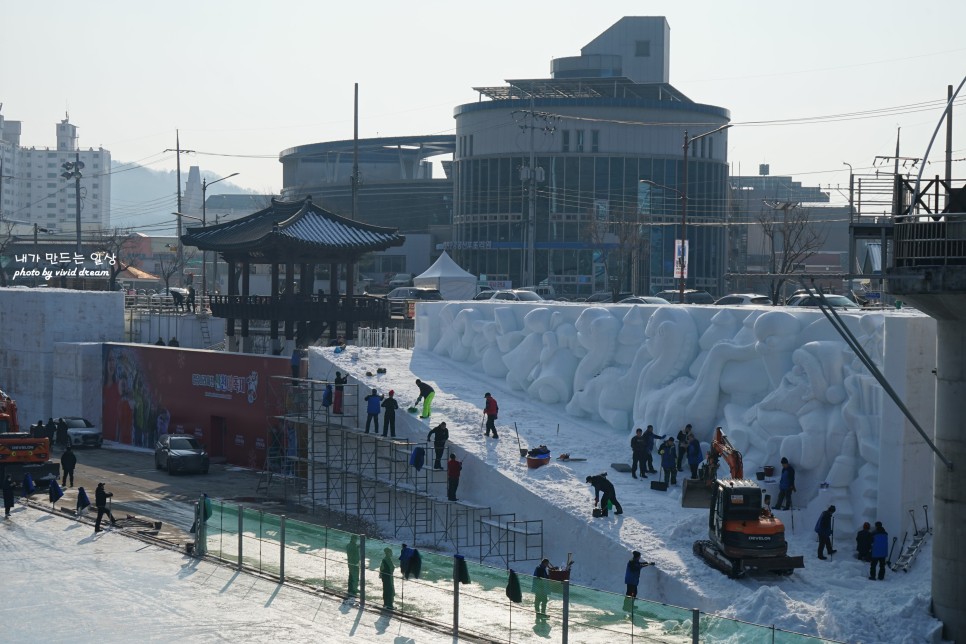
[
  {"x1": 407, "y1": 399, "x2": 420, "y2": 414},
  {"x1": 514, "y1": 422, "x2": 527, "y2": 457}
]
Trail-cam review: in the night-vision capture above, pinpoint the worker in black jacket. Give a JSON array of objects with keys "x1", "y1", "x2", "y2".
[
  {"x1": 426, "y1": 421, "x2": 449, "y2": 470},
  {"x1": 630, "y1": 428, "x2": 648, "y2": 479},
  {"x1": 94, "y1": 482, "x2": 116, "y2": 532},
  {"x1": 586, "y1": 473, "x2": 623, "y2": 516},
  {"x1": 60, "y1": 445, "x2": 77, "y2": 487}
]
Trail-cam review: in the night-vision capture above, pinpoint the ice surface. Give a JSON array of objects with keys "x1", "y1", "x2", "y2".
[{"x1": 0, "y1": 508, "x2": 453, "y2": 643}]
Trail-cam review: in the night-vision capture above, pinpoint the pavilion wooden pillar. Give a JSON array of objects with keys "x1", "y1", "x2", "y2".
[
  {"x1": 227, "y1": 257, "x2": 238, "y2": 353},
  {"x1": 241, "y1": 258, "x2": 252, "y2": 353},
  {"x1": 284, "y1": 260, "x2": 295, "y2": 351},
  {"x1": 328, "y1": 261, "x2": 339, "y2": 341},
  {"x1": 270, "y1": 260, "x2": 281, "y2": 355},
  {"x1": 298, "y1": 262, "x2": 312, "y2": 345},
  {"x1": 345, "y1": 261, "x2": 356, "y2": 340}
]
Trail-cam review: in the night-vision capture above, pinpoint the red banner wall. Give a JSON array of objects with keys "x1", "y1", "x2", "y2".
[{"x1": 102, "y1": 343, "x2": 289, "y2": 469}]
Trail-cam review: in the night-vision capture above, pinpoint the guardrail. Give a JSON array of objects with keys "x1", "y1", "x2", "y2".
[
  {"x1": 194, "y1": 498, "x2": 841, "y2": 644},
  {"x1": 356, "y1": 327, "x2": 415, "y2": 349}
]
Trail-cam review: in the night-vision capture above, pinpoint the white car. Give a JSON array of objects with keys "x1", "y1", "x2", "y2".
[
  {"x1": 61, "y1": 417, "x2": 103, "y2": 448},
  {"x1": 489, "y1": 289, "x2": 545, "y2": 302},
  {"x1": 785, "y1": 294, "x2": 861, "y2": 309},
  {"x1": 715, "y1": 293, "x2": 773, "y2": 306}
]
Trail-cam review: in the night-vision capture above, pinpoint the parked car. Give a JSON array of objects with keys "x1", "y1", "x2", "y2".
[
  {"x1": 714, "y1": 293, "x2": 773, "y2": 306},
  {"x1": 386, "y1": 287, "x2": 443, "y2": 316},
  {"x1": 473, "y1": 290, "x2": 497, "y2": 300},
  {"x1": 619, "y1": 295, "x2": 671, "y2": 305},
  {"x1": 387, "y1": 273, "x2": 415, "y2": 289},
  {"x1": 654, "y1": 289, "x2": 715, "y2": 304},
  {"x1": 59, "y1": 416, "x2": 103, "y2": 448},
  {"x1": 155, "y1": 434, "x2": 210, "y2": 475},
  {"x1": 785, "y1": 293, "x2": 861, "y2": 309},
  {"x1": 519, "y1": 285, "x2": 558, "y2": 300},
  {"x1": 584, "y1": 291, "x2": 634, "y2": 303},
  {"x1": 489, "y1": 289, "x2": 545, "y2": 301}
]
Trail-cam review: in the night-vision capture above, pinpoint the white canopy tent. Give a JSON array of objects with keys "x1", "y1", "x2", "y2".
[{"x1": 413, "y1": 251, "x2": 476, "y2": 300}]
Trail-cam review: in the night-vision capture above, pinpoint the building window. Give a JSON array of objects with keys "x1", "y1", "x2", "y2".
[
  {"x1": 576, "y1": 130, "x2": 585, "y2": 153},
  {"x1": 700, "y1": 138, "x2": 706, "y2": 159},
  {"x1": 468, "y1": 135, "x2": 474, "y2": 157},
  {"x1": 562, "y1": 130, "x2": 570, "y2": 152},
  {"x1": 635, "y1": 40, "x2": 650, "y2": 57},
  {"x1": 708, "y1": 137, "x2": 714, "y2": 159},
  {"x1": 591, "y1": 130, "x2": 600, "y2": 153}
]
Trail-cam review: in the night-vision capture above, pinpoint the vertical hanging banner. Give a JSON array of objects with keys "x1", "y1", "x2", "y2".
[{"x1": 673, "y1": 240, "x2": 689, "y2": 279}]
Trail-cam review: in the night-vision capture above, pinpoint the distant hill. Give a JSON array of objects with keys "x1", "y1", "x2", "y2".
[{"x1": 109, "y1": 161, "x2": 253, "y2": 235}]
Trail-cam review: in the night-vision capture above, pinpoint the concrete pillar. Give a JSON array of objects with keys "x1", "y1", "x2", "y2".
[{"x1": 932, "y1": 319, "x2": 966, "y2": 640}]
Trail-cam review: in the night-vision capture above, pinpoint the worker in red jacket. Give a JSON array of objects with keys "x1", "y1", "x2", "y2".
[
  {"x1": 483, "y1": 392, "x2": 499, "y2": 438},
  {"x1": 447, "y1": 453, "x2": 462, "y2": 501}
]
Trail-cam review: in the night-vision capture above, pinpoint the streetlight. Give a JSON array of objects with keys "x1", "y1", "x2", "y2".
[
  {"x1": 201, "y1": 173, "x2": 238, "y2": 298},
  {"x1": 678, "y1": 124, "x2": 732, "y2": 303}
]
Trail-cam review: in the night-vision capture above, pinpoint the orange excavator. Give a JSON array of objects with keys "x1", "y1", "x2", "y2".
[
  {"x1": 682, "y1": 427, "x2": 804, "y2": 578},
  {"x1": 0, "y1": 391, "x2": 60, "y2": 486}
]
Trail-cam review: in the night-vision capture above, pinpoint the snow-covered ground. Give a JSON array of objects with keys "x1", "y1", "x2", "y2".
[
  {"x1": 0, "y1": 506, "x2": 453, "y2": 644},
  {"x1": 315, "y1": 345, "x2": 944, "y2": 643}
]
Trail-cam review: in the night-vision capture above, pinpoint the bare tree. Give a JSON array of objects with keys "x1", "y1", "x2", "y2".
[
  {"x1": 759, "y1": 201, "x2": 827, "y2": 303},
  {"x1": 0, "y1": 219, "x2": 17, "y2": 287},
  {"x1": 580, "y1": 202, "x2": 644, "y2": 298},
  {"x1": 93, "y1": 228, "x2": 138, "y2": 290},
  {"x1": 155, "y1": 248, "x2": 195, "y2": 292}
]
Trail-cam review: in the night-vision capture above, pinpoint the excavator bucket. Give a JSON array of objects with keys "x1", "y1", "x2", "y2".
[{"x1": 681, "y1": 478, "x2": 714, "y2": 508}]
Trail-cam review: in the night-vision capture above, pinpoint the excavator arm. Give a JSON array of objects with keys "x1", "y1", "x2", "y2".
[{"x1": 682, "y1": 427, "x2": 744, "y2": 508}]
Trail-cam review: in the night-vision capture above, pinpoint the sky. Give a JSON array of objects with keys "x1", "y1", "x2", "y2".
[{"x1": 3, "y1": 1, "x2": 966, "y2": 205}]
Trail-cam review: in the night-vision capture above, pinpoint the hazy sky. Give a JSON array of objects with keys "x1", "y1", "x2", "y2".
[{"x1": 3, "y1": 0, "x2": 965, "y2": 206}]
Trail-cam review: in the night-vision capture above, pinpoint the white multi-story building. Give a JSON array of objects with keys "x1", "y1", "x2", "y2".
[{"x1": 0, "y1": 112, "x2": 110, "y2": 234}]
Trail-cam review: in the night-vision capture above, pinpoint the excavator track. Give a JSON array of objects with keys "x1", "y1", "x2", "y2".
[{"x1": 693, "y1": 539, "x2": 743, "y2": 578}]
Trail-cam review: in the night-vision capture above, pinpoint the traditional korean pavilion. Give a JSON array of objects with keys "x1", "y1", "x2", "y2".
[{"x1": 181, "y1": 196, "x2": 404, "y2": 353}]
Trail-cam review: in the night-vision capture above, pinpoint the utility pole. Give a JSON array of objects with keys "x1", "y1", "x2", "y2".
[
  {"x1": 165, "y1": 130, "x2": 195, "y2": 285},
  {"x1": 352, "y1": 83, "x2": 360, "y2": 221},
  {"x1": 946, "y1": 84, "x2": 954, "y2": 209},
  {"x1": 515, "y1": 97, "x2": 549, "y2": 287},
  {"x1": 526, "y1": 95, "x2": 537, "y2": 287},
  {"x1": 60, "y1": 153, "x2": 84, "y2": 255}
]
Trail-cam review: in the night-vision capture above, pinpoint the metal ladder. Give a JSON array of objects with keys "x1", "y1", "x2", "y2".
[
  {"x1": 200, "y1": 315, "x2": 211, "y2": 347},
  {"x1": 892, "y1": 506, "x2": 932, "y2": 572}
]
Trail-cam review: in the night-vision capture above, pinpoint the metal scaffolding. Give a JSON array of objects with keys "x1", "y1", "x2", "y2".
[{"x1": 266, "y1": 376, "x2": 542, "y2": 565}]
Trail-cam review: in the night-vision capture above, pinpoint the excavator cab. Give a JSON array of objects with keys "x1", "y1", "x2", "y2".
[{"x1": 694, "y1": 478, "x2": 804, "y2": 577}]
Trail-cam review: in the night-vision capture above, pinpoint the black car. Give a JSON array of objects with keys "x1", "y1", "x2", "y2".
[
  {"x1": 386, "y1": 287, "x2": 443, "y2": 316},
  {"x1": 584, "y1": 291, "x2": 634, "y2": 303},
  {"x1": 655, "y1": 289, "x2": 715, "y2": 304},
  {"x1": 155, "y1": 434, "x2": 210, "y2": 475}
]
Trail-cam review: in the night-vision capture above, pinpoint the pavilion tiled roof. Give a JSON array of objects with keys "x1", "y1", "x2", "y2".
[{"x1": 181, "y1": 196, "x2": 405, "y2": 261}]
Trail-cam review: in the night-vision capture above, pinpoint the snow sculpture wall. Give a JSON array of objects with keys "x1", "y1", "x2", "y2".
[{"x1": 416, "y1": 302, "x2": 936, "y2": 534}]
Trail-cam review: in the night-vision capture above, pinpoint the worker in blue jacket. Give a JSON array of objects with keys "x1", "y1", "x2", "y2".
[
  {"x1": 659, "y1": 438, "x2": 677, "y2": 486},
  {"x1": 686, "y1": 435, "x2": 704, "y2": 479},
  {"x1": 364, "y1": 389, "x2": 383, "y2": 434},
  {"x1": 869, "y1": 521, "x2": 889, "y2": 580}
]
